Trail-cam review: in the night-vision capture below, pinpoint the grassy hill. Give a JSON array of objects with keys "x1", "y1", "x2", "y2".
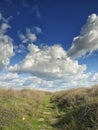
[{"x1": 0, "y1": 85, "x2": 98, "y2": 130}]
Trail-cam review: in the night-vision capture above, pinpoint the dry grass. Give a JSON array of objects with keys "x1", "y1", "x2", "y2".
[
  {"x1": 0, "y1": 85, "x2": 98, "y2": 130},
  {"x1": 51, "y1": 85, "x2": 98, "y2": 130}
]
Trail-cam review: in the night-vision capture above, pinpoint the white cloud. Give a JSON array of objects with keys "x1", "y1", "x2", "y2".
[
  {"x1": 14, "y1": 44, "x2": 26, "y2": 54},
  {"x1": 92, "y1": 73, "x2": 98, "y2": 82},
  {"x1": 0, "y1": 71, "x2": 91, "y2": 91},
  {"x1": 9, "y1": 43, "x2": 89, "y2": 88},
  {"x1": 0, "y1": 72, "x2": 23, "y2": 89},
  {"x1": 0, "y1": 13, "x2": 14, "y2": 69},
  {"x1": 0, "y1": 12, "x2": 12, "y2": 23},
  {"x1": 68, "y1": 13, "x2": 98, "y2": 59},
  {"x1": 34, "y1": 26, "x2": 42, "y2": 34},
  {"x1": 0, "y1": 23, "x2": 11, "y2": 34},
  {"x1": 1, "y1": 72, "x2": 19, "y2": 81},
  {"x1": 0, "y1": 13, "x2": 97, "y2": 91},
  {"x1": 19, "y1": 28, "x2": 37, "y2": 43}
]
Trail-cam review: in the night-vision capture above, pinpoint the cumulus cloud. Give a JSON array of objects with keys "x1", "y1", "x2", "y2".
[
  {"x1": 0, "y1": 72, "x2": 24, "y2": 89},
  {"x1": 14, "y1": 44, "x2": 26, "y2": 54},
  {"x1": 2, "y1": 72, "x2": 19, "y2": 81},
  {"x1": 0, "y1": 12, "x2": 96, "y2": 91},
  {"x1": 0, "y1": 39, "x2": 92, "y2": 91},
  {"x1": 68, "y1": 13, "x2": 98, "y2": 59},
  {"x1": 19, "y1": 28, "x2": 37, "y2": 43},
  {"x1": 92, "y1": 73, "x2": 98, "y2": 82},
  {"x1": 0, "y1": 23, "x2": 11, "y2": 34},
  {"x1": 0, "y1": 71, "x2": 91, "y2": 91},
  {"x1": 9, "y1": 43, "x2": 89, "y2": 85},
  {"x1": 0, "y1": 13, "x2": 14, "y2": 69}
]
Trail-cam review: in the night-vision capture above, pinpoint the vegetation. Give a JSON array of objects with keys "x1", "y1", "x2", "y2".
[
  {"x1": 51, "y1": 85, "x2": 98, "y2": 130},
  {"x1": 0, "y1": 85, "x2": 98, "y2": 130}
]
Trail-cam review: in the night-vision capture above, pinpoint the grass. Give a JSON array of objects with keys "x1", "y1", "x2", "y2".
[
  {"x1": 51, "y1": 85, "x2": 98, "y2": 130},
  {"x1": 0, "y1": 85, "x2": 98, "y2": 130},
  {"x1": 0, "y1": 89, "x2": 57, "y2": 130}
]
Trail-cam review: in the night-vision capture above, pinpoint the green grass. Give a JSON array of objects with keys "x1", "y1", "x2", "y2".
[
  {"x1": 0, "y1": 85, "x2": 98, "y2": 130},
  {"x1": 0, "y1": 89, "x2": 58, "y2": 130}
]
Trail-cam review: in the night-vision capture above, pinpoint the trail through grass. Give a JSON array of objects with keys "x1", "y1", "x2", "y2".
[
  {"x1": 0, "y1": 85, "x2": 98, "y2": 130},
  {"x1": 0, "y1": 90, "x2": 59, "y2": 130}
]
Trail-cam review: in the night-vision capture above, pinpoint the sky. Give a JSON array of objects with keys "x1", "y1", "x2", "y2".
[{"x1": 0, "y1": 0, "x2": 98, "y2": 91}]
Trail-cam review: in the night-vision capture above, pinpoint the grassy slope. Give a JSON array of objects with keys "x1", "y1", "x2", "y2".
[
  {"x1": 0, "y1": 85, "x2": 98, "y2": 130},
  {"x1": 0, "y1": 89, "x2": 58, "y2": 130},
  {"x1": 51, "y1": 85, "x2": 98, "y2": 130}
]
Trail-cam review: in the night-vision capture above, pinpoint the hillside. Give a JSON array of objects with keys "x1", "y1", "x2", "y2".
[{"x1": 0, "y1": 85, "x2": 98, "y2": 130}]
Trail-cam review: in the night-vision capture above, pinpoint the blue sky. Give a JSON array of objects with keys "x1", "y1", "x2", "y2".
[{"x1": 0, "y1": 0, "x2": 98, "y2": 91}]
